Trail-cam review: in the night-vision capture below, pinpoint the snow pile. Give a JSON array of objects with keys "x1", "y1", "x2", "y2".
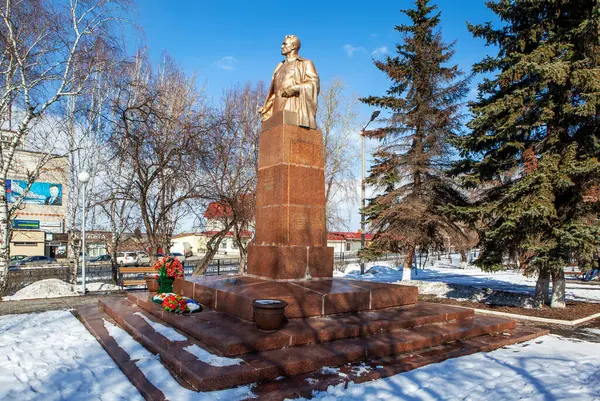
[
  {"x1": 0, "y1": 311, "x2": 142, "y2": 400},
  {"x1": 304, "y1": 335, "x2": 600, "y2": 401},
  {"x1": 3, "y1": 279, "x2": 120, "y2": 301},
  {"x1": 103, "y1": 319, "x2": 254, "y2": 400}
]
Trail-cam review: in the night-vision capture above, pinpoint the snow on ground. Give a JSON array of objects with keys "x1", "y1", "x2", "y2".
[
  {"x1": 103, "y1": 319, "x2": 254, "y2": 400},
  {"x1": 3, "y1": 279, "x2": 120, "y2": 301},
  {"x1": 1, "y1": 310, "x2": 599, "y2": 400},
  {"x1": 303, "y1": 335, "x2": 600, "y2": 401},
  {"x1": 0, "y1": 310, "x2": 142, "y2": 401},
  {"x1": 337, "y1": 258, "x2": 600, "y2": 303}
]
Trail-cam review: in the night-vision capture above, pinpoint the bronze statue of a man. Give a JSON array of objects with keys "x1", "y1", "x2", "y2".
[{"x1": 259, "y1": 35, "x2": 319, "y2": 129}]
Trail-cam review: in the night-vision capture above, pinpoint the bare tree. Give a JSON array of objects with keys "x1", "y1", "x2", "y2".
[
  {"x1": 110, "y1": 52, "x2": 209, "y2": 262},
  {"x1": 191, "y1": 82, "x2": 264, "y2": 275},
  {"x1": 318, "y1": 77, "x2": 361, "y2": 230},
  {"x1": 96, "y1": 158, "x2": 137, "y2": 284},
  {"x1": 0, "y1": 0, "x2": 129, "y2": 291}
]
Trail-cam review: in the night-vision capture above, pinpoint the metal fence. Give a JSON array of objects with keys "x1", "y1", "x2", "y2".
[{"x1": 5, "y1": 252, "x2": 406, "y2": 295}]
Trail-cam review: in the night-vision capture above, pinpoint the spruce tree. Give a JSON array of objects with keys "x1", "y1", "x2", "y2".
[
  {"x1": 452, "y1": 0, "x2": 600, "y2": 307},
  {"x1": 360, "y1": 0, "x2": 469, "y2": 280}
]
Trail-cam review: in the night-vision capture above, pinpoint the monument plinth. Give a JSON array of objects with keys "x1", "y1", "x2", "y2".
[{"x1": 247, "y1": 110, "x2": 334, "y2": 280}]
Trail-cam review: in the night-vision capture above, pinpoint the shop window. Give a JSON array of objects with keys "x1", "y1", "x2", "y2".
[{"x1": 220, "y1": 239, "x2": 228, "y2": 249}]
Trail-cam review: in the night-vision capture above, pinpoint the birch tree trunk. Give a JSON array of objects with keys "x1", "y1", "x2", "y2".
[{"x1": 0, "y1": 186, "x2": 10, "y2": 293}]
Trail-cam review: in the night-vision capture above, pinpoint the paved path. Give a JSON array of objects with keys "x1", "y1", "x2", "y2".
[{"x1": 0, "y1": 291, "x2": 126, "y2": 315}]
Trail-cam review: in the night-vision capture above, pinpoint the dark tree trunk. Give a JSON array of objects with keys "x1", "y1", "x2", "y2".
[
  {"x1": 192, "y1": 222, "x2": 234, "y2": 276},
  {"x1": 460, "y1": 249, "x2": 467, "y2": 268}
]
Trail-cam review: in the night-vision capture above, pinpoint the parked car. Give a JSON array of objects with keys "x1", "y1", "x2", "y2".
[
  {"x1": 136, "y1": 252, "x2": 150, "y2": 266},
  {"x1": 168, "y1": 252, "x2": 186, "y2": 263},
  {"x1": 9, "y1": 255, "x2": 27, "y2": 265},
  {"x1": 13, "y1": 255, "x2": 57, "y2": 266},
  {"x1": 88, "y1": 254, "x2": 112, "y2": 264},
  {"x1": 117, "y1": 252, "x2": 138, "y2": 266}
]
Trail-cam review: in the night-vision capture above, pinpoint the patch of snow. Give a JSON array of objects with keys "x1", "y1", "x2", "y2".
[
  {"x1": 305, "y1": 378, "x2": 319, "y2": 385},
  {"x1": 3, "y1": 278, "x2": 120, "y2": 300},
  {"x1": 0, "y1": 311, "x2": 142, "y2": 400},
  {"x1": 183, "y1": 344, "x2": 244, "y2": 367},
  {"x1": 583, "y1": 328, "x2": 600, "y2": 336},
  {"x1": 301, "y1": 335, "x2": 600, "y2": 401},
  {"x1": 320, "y1": 366, "x2": 348, "y2": 378},
  {"x1": 351, "y1": 362, "x2": 371, "y2": 377},
  {"x1": 320, "y1": 366, "x2": 341, "y2": 375},
  {"x1": 254, "y1": 299, "x2": 284, "y2": 305},
  {"x1": 104, "y1": 319, "x2": 254, "y2": 400},
  {"x1": 133, "y1": 312, "x2": 187, "y2": 342}
]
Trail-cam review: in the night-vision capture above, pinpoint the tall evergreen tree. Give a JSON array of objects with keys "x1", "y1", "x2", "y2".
[
  {"x1": 360, "y1": 0, "x2": 469, "y2": 281},
  {"x1": 451, "y1": 0, "x2": 600, "y2": 307}
]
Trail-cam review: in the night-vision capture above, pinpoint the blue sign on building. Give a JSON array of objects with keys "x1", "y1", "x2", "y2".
[
  {"x1": 13, "y1": 220, "x2": 40, "y2": 230},
  {"x1": 6, "y1": 179, "x2": 63, "y2": 206}
]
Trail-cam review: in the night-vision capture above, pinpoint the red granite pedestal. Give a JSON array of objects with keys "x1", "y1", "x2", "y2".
[{"x1": 247, "y1": 111, "x2": 334, "y2": 280}]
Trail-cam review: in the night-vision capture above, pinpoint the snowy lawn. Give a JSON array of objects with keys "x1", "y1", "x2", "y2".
[
  {"x1": 1, "y1": 310, "x2": 599, "y2": 400},
  {"x1": 337, "y1": 260, "x2": 600, "y2": 303},
  {"x1": 304, "y1": 335, "x2": 600, "y2": 401},
  {"x1": 0, "y1": 310, "x2": 142, "y2": 401}
]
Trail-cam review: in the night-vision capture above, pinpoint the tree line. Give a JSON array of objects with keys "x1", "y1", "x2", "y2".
[{"x1": 361, "y1": 0, "x2": 600, "y2": 308}]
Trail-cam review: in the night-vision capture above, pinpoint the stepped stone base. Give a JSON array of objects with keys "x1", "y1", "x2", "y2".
[
  {"x1": 77, "y1": 294, "x2": 549, "y2": 399},
  {"x1": 173, "y1": 275, "x2": 419, "y2": 321}
]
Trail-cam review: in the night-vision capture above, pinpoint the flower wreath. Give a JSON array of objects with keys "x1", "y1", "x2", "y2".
[{"x1": 152, "y1": 293, "x2": 202, "y2": 313}]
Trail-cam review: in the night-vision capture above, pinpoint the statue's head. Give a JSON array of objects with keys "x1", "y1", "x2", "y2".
[{"x1": 281, "y1": 35, "x2": 301, "y2": 56}]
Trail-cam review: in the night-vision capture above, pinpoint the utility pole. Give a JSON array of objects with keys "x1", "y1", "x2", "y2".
[{"x1": 360, "y1": 110, "x2": 380, "y2": 275}]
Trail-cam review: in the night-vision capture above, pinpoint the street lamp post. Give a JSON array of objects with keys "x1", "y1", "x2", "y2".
[
  {"x1": 360, "y1": 110, "x2": 380, "y2": 275},
  {"x1": 78, "y1": 170, "x2": 90, "y2": 295}
]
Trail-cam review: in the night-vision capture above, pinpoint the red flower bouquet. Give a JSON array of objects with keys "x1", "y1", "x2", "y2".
[{"x1": 153, "y1": 256, "x2": 184, "y2": 293}]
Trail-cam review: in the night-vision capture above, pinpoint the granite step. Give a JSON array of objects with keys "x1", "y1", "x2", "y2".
[
  {"x1": 126, "y1": 291, "x2": 474, "y2": 356},
  {"x1": 92, "y1": 297, "x2": 518, "y2": 392},
  {"x1": 250, "y1": 325, "x2": 549, "y2": 401}
]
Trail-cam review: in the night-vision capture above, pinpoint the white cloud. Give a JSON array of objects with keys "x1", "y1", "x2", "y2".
[
  {"x1": 216, "y1": 56, "x2": 238, "y2": 70},
  {"x1": 343, "y1": 44, "x2": 366, "y2": 58},
  {"x1": 371, "y1": 46, "x2": 388, "y2": 57}
]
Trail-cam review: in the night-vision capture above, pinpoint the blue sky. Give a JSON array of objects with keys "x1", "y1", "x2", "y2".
[
  {"x1": 131, "y1": 0, "x2": 499, "y2": 231},
  {"x1": 131, "y1": 0, "x2": 496, "y2": 108}
]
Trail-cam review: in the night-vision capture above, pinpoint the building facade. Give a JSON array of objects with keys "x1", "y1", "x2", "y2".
[{"x1": 8, "y1": 150, "x2": 68, "y2": 258}]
